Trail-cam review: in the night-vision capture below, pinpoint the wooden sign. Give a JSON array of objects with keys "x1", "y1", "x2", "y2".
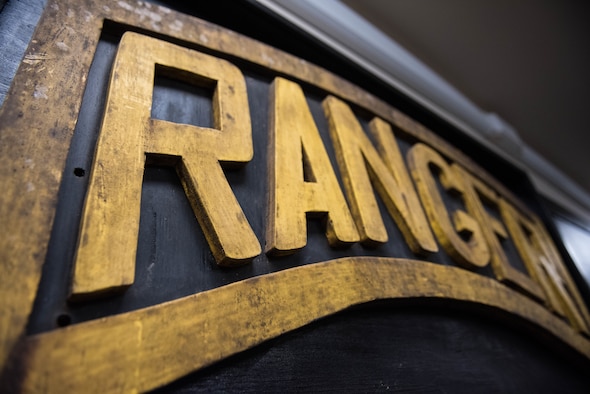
[{"x1": 0, "y1": 1, "x2": 589, "y2": 391}]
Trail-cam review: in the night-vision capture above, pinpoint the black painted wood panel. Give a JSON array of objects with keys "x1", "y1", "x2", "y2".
[
  {"x1": 1, "y1": 1, "x2": 589, "y2": 392},
  {"x1": 153, "y1": 303, "x2": 590, "y2": 393},
  {"x1": 26, "y1": 29, "x2": 531, "y2": 331}
]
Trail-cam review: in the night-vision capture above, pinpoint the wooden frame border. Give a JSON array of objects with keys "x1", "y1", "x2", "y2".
[
  {"x1": 17, "y1": 258, "x2": 590, "y2": 392},
  {"x1": 1, "y1": 1, "x2": 588, "y2": 391}
]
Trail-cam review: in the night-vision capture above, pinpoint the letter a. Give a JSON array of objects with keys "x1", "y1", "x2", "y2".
[{"x1": 266, "y1": 78, "x2": 359, "y2": 255}]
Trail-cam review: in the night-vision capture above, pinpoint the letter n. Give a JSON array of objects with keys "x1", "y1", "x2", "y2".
[{"x1": 324, "y1": 96, "x2": 437, "y2": 254}]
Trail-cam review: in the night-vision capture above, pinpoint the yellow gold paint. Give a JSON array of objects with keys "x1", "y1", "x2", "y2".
[
  {"x1": 323, "y1": 96, "x2": 437, "y2": 254},
  {"x1": 266, "y1": 78, "x2": 359, "y2": 255},
  {"x1": 72, "y1": 32, "x2": 260, "y2": 300},
  {"x1": 453, "y1": 165, "x2": 545, "y2": 300},
  {"x1": 533, "y1": 219, "x2": 590, "y2": 334},
  {"x1": 0, "y1": 0, "x2": 104, "y2": 369},
  {"x1": 407, "y1": 143, "x2": 490, "y2": 269},
  {"x1": 1, "y1": 0, "x2": 589, "y2": 387},
  {"x1": 18, "y1": 258, "x2": 590, "y2": 393},
  {"x1": 500, "y1": 199, "x2": 590, "y2": 334}
]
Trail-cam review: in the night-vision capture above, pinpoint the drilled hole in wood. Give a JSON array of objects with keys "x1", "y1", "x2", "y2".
[{"x1": 56, "y1": 313, "x2": 72, "y2": 327}]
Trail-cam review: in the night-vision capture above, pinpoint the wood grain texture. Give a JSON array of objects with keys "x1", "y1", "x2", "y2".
[
  {"x1": 154, "y1": 306, "x2": 590, "y2": 393},
  {"x1": 323, "y1": 96, "x2": 437, "y2": 253},
  {"x1": 454, "y1": 164, "x2": 546, "y2": 300},
  {"x1": 407, "y1": 143, "x2": 490, "y2": 269},
  {"x1": 102, "y1": 0, "x2": 530, "y2": 219},
  {"x1": 0, "y1": 0, "x2": 45, "y2": 105},
  {"x1": 16, "y1": 258, "x2": 590, "y2": 393},
  {"x1": 501, "y1": 199, "x2": 590, "y2": 334},
  {"x1": 0, "y1": 0, "x2": 102, "y2": 368},
  {"x1": 266, "y1": 77, "x2": 359, "y2": 255},
  {"x1": 1, "y1": 1, "x2": 588, "y2": 389},
  {"x1": 71, "y1": 32, "x2": 260, "y2": 300}
]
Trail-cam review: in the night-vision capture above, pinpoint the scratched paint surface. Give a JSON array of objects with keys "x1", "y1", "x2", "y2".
[{"x1": 1, "y1": 1, "x2": 589, "y2": 392}]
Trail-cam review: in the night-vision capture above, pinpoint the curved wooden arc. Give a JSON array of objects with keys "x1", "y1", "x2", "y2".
[{"x1": 17, "y1": 257, "x2": 590, "y2": 393}]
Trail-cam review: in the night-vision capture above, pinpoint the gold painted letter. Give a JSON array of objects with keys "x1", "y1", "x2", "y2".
[
  {"x1": 72, "y1": 33, "x2": 260, "y2": 300},
  {"x1": 266, "y1": 78, "x2": 359, "y2": 255},
  {"x1": 323, "y1": 96, "x2": 436, "y2": 254},
  {"x1": 407, "y1": 143, "x2": 489, "y2": 269},
  {"x1": 500, "y1": 199, "x2": 590, "y2": 334}
]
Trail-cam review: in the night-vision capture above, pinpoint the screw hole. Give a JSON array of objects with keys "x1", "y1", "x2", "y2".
[
  {"x1": 56, "y1": 313, "x2": 72, "y2": 327},
  {"x1": 74, "y1": 167, "x2": 85, "y2": 177}
]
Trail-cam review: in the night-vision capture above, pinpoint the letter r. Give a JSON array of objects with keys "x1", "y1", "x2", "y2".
[{"x1": 71, "y1": 32, "x2": 260, "y2": 300}]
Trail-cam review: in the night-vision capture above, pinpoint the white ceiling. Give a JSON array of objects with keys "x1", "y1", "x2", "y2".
[{"x1": 343, "y1": 0, "x2": 590, "y2": 199}]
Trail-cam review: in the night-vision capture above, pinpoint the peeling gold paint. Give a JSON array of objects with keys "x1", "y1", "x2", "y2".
[{"x1": 0, "y1": 1, "x2": 588, "y2": 391}]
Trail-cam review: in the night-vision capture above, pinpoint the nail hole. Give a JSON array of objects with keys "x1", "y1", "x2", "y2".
[
  {"x1": 56, "y1": 313, "x2": 72, "y2": 327},
  {"x1": 74, "y1": 167, "x2": 85, "y2": 177}
]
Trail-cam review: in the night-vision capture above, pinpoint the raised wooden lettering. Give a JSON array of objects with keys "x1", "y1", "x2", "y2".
[
  {"x1": 500, "y1": 199, "x2": 590, "y2": 334},
  {"x1": 407, "y1": 143, "x2": 489, "y2": 269},
  {"x1": 323, "y1": 96, "x2": 437, "y2": 254},
  {"x1": 453, "y1": 165, "x2": 545, "y2": 300},
  {"x1": 71, "y1": 32, "x2": 260, "y2": 300},
  {"x1": 266, "y1": 78, "x2": 359, "y2": 255}
]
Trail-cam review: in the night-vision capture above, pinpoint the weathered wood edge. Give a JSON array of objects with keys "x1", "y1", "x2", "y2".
[
  {"x1": 0, "y1": 0, "x2": 572, "y2": 378},
  {"x1": 15, "y1": 257, "x2": 590, "y2": 393},
  {"x1": 0, "y1": 0, "x2": 102, "y2": 368}
]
